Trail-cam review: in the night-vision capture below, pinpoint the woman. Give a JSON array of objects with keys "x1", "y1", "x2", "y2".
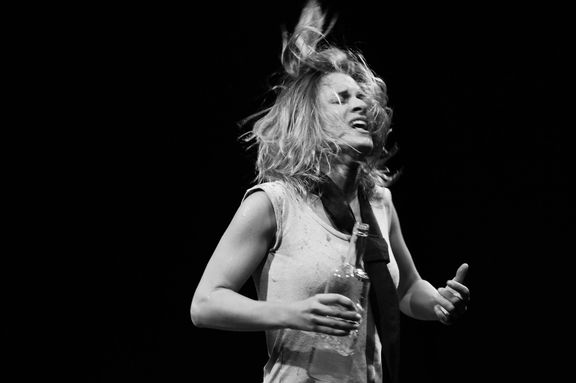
[{"x1": 191, "y1": 1, "x2": 470, "y2": 382}]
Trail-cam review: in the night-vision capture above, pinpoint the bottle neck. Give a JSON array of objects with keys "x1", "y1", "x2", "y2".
[
  {"x1": 354, "y1": 232, "x2": 368, "y2": 270},
  {"x1": 347, "y1": 222, "x2": 369, "y2": 269}
]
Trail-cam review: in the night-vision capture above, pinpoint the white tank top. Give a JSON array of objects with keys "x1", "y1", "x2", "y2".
[{"x1": 243, "y1": 181, "x2": 399, "y2": 383}]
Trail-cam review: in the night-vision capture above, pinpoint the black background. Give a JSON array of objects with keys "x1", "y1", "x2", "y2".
[{"x1": 60, "y1": 1, "x2": 571, "y2": 382}]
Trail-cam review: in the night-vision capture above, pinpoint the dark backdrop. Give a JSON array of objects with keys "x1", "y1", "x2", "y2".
[{"x1": 91, "y1": 1, "x2": 570, "y2": 382}]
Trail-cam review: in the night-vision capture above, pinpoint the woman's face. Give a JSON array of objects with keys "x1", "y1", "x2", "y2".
[{"x1": 317, "y1": 72, "x2": 373, "y2": 156}]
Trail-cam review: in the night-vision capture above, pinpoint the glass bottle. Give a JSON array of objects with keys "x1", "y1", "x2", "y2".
[{"x1": 308, "y1": 222, "x2": 371, "y2": 381}]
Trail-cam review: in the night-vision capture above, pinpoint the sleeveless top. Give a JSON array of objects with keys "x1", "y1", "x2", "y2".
[{"x1": 243, "y1": 181, "x2": 400, "y2": 383}]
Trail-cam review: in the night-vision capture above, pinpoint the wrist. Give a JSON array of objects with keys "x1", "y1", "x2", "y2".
[
  {"x1": 400, "y1": 280, "x2": 440, "y2": 321},
  {"x1": 265, "y1": 300, "x2": 293, "y2": 330}
]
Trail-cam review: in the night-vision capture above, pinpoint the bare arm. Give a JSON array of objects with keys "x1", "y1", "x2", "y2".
[
  {"x1": 190, "y1": 190, "x2": 362, "y2": 334},
  {"x1": 389, "y1": 199, "x2": 468, "y2": 322}
]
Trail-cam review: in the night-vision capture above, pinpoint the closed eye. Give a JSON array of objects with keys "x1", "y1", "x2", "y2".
[
  {"x1": 328, "y1": 89, "x2": 366, "y2": 105},
  {"x1": 331, "y1": 91, "x2": 351, "y2": 105}
]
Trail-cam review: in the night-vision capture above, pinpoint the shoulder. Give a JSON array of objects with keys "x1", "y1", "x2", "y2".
[
  {"x1": 240, "y1": 182, "x2": 279, "y2": 218},
  {"x1": 231, "y1": 188, "x2": 277, "y2": 242},
  {"x1": 243, "y1": 181, "x2": 302, "y2": 211},
  {"x1": 370, "y1": 184, "x2": 393, "y2": 207},
  {"x1": 241, "y1": 181, "x2": 296, "y2": 250},
  {"x1": 242, "y1": 180, "x2": 294, "y2": 225},
  {"x1": 243, "y1": 181, "x2": 290, "y2": 200}
]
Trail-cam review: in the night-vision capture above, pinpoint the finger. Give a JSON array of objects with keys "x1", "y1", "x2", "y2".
[
  {"x1": 434, "y1": 304, "x2": 451, "y2": 325},
  {"x1": 443, "y1": 286, "x2": 468, "y2": 315},
  {"x1": 354, "y1": 302, "x2": 365, "y2": 314},
  {"x1": 453, "y1": 263, "x2": 469, "y2": 283},
  {"x1": 436, "y1": 288, "x2": 456, "y2": 312},
  {"x1": 313, "y1": 324, "x2": 352, "y2": 337},
  {"x1": 320, "y1": 305, "x2": 362, "y2": 322},
  {"x1": 313, "y1": 315, "x2": 360, "y2": 332},
  {"x1": 318, "y1": 293, "x2": 358, "y2": 311},
  {"x1": 446, "y1": 279, "x2": 470, "y2": 299},
  {"x1": 444, "y1": 285, "x2": 464, "y2": 301}
]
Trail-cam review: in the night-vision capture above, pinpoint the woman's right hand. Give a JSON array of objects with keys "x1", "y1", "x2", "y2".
[{"x1": 285, "y1": 294, "x2": 362, "y2": 336}]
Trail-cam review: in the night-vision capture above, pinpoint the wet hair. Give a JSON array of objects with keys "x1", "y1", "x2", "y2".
[{"x1": 241, "y1": 0, "x2": 397, "y2": 198}]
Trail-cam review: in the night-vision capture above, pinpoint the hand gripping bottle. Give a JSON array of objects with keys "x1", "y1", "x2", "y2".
[{"x1": 308, "y1": 222, "x2": 371, "y2": 381}]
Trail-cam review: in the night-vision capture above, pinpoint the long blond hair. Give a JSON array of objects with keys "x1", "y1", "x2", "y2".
[{"x1": 241, "y1": 0, "x2": 397, "y2": 198}]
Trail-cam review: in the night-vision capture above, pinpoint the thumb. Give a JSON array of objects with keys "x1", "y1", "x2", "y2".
[{"x1": 453, "y1": 263, "x2": 469, "y2": 283}]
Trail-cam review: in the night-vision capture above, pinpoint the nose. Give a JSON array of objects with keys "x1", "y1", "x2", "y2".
[{"x1": 351, "y1": 97, "x2": 367, "y2": 114}]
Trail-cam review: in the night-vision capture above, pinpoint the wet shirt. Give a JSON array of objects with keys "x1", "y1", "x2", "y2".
[{"x1": 243, "y1": 181, "x2": 399, "y2": 383}]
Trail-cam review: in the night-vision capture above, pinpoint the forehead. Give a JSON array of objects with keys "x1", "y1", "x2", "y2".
[{"x1": 319, "y1": 72, "x2": 361, "y2": 93}]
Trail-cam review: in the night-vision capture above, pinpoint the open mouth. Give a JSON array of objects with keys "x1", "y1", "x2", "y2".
[{"x1": 350, "y1": 120, "x2": 370, "y2": 133}]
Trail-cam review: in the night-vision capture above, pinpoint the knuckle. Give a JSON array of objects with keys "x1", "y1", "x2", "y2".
[{"x1": 310, "y1": 302, "x2": 323, "y2": 313}]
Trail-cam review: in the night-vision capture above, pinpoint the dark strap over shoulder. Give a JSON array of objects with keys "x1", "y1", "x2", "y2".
[
  {"x1": 317, "y1": 177, "x2": 401, "y2": 383},
  {"x1": 358, "y1": 189, "x2": 400, "y2": 383}
]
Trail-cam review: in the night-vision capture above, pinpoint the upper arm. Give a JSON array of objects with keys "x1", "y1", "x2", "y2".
[
  {"x1": 388, "y1": 198, "x2": 421, "y2": 298},
  {"x1": 193, "y1": 190, "x2": 276, "y2": 298}
]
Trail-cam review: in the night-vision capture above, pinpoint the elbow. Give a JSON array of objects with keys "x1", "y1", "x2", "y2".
[
  {"x1": 191, "y1": 286, "x2": 230, "y2": 329},
  {"x1": 190, "y1": 295, "x2": 208, "y2": 328},
  {"x1": 190, "y1": 306, "x2": 201, "y2": 328}
]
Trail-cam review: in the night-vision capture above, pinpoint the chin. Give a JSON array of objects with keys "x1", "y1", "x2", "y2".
[{"x1": 348, "y1": 140, "x2": 374, "y2": 158}]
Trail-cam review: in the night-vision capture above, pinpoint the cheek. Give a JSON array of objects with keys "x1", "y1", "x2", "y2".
[
  {"x1": 322, "y1": 108, "x2": 347, "y2": 130},
  {"x1": 324, "y1": 117, "x2": 349, "y2": 137}
]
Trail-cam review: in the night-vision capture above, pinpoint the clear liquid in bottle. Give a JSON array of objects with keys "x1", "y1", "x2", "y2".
[{"x1": 308, "y1": 222, "x2": 371, "y2": 381}]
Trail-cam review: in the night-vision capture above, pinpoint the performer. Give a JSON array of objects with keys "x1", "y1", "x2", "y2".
[{"x1": 191, "y1": 1, "x2": 470, "y2": 381}]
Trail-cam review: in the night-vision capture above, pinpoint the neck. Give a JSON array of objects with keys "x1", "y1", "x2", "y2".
[{"x1": 326, "y1": 161, "x2": 361, "y2": 203}]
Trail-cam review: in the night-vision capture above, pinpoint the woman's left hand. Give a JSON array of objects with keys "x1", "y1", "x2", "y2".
[{"x1": 434, "y1": 263, "x2": 470, "y2": 325}]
